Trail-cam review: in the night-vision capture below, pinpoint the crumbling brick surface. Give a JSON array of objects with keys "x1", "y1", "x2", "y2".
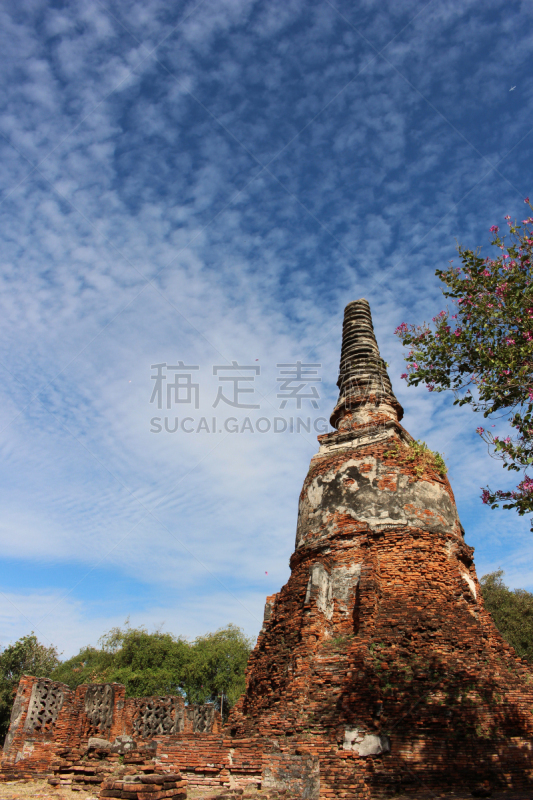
[{"x1": 262, "y1": 749, "x2": 319, "y2": 800}]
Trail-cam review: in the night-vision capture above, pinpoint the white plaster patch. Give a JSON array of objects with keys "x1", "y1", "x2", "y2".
[
  {"x1": 343, "y1": 727, "x2": 364, "y2": 749},
  {"x1": 305, "y1": 562, "x2": 362, "y2": 617},
  {"x1": 306, "y1": 480, "x2": 324, "y2": 508},
  {"x1": 342, "y1": 458, "x2": 377, "y2": 483},
  {"x1": 445, "y1": 540, "x2": 456, "y2": 558},
  {"x1": 343, "y1": 728, "x2": 390, "y2": 756},
  {"x1": 261, "y1": 594, "x2": 278, "y2": 632},
  {"x1": 305, "y1": 563, "x2": 333, "y2": 619},
  {"x1": 15, "y1": 741, "x2": 35, "y2": 763},
  {"x1": 460, "y1": 571, "x2": 477, "y2": 599},
  {"x1": 331, "y1": 563, "x2": 362, "y2": 609}
]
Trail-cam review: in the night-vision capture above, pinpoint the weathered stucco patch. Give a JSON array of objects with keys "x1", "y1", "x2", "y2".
[
  {"x1": 305, "y1": 563, "x2": 333, "y2": 619},
  {"x1": 343, "y1": 728, "x2": 391, "y2": 756},
  {"x1": 460, "y1": 571, "x2": 477, "y2": 599},
  {"x1": 296, "y1": 451, "x2": 460, "y2": 548},
  {"x1": 305, "y1": 562, "x2": 361, "y2": 618},
  {"x1": 331, "y1": 563, "x2": 362, "y2": 609}
]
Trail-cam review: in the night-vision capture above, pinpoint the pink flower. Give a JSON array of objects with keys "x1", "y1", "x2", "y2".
[
  {"x1": 401, "y1": 373, "x2": 408, "y2": 380},
  {"x1": 476, "y1": 427, "x2": 484, "y2": 434},
  {"x1": 489, "y1": 225, "x2": 499, "y2": 233},
  {"x1": 519, "y1": 476, "x2": 533, "y2": 493},
  {"x1": 481, "y1": 489, "x2": 491, "y2": 504},
  {"x1": 483, "y1": 269, "x2": 490, "y2": 276},
  {"x1": 525, "y1": 197, "x2": 530, "y2": 203},
  {"x1": 506, "y1": 338, "x2": 515, "y2": 345},
  {"x1": 454, "y1": 328, "x2": 462, "y2": 336},
  {"x1": 394, "y1": 322, "x2": 409, "y2": 335}
]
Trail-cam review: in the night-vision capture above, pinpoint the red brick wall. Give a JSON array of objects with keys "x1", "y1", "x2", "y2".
[{"x1": 1, "y1": 677, "x2": 221, "y2": 777}]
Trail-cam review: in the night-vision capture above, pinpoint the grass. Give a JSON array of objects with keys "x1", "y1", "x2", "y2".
[{"x1": 384, "y1": 439, "x2": 447, "y2": 479}]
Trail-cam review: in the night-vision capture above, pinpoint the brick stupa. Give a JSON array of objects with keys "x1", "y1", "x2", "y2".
[{"x1": 230, "y1": 299, "x2": 533, "y2": 797}]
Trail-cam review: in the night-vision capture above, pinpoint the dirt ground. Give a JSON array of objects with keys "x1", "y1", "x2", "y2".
[{"x1": 0, "y1": 779, "x2": 531, "y2": 800}]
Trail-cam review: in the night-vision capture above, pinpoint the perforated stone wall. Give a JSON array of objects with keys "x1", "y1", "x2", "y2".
[
  {"x1": 23, "y1": 680, "x2": 65, "y2": 734},
  {"x1": 187, "y1": 704, "x2": 216, "y2": 733},
  {"x1": 84, "y1": 684, "x2": 114, "y2": 735},
  {"x1": 133, "y1": 696, "x2": 184, "y2": 737}
]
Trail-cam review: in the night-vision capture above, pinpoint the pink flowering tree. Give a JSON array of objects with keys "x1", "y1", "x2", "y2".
[{"x1": 395, "y1": 200, "x2": 533, "y2": 529}]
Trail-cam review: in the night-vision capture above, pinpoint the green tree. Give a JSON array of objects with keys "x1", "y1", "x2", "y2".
[
  {"x1": 0, "y1": 633, "x2": 60, "y2": 743},
  {"x1": 101, "y1": 627, "x2": 190, "y2": 698},
  {"x1": 480, "y1": 570, "x2": 533, "y2": 662},
  {"x1": 184, "y1": 624, "x2": 253, "y2": 717},
  {"x1": 50, "y1": 623, "x2": 253, "y2": 717},
  {"x1": 51, "y1": 626, "x2": 190, "y2": 698},
  {"x1": 50, "y1": 645, "x2": 115, "y2": 690},
  {"x1": 395, "y1": 201, "x2": 533, "y2": 527}
]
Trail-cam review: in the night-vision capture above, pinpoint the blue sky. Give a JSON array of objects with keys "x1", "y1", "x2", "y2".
[{"x1": 1, "y1": 0, "x2": 533, "y2": 659}]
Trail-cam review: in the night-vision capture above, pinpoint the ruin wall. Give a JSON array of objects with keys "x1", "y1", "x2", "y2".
[{"x1": 1, "y1": 675, "x2": 221, "y2": 776}]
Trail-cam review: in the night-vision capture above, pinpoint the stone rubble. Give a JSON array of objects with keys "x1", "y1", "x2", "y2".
[
  {"x1": 46, "y1": 743, "x2": 158, "y2": 791},
  {"x1": 100, "y1": 770, "x2": 187, "y2": 800}
]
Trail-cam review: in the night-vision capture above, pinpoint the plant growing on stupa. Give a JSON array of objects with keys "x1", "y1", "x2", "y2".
[
  {"x1": 395, "y1": 200, "x2": 533, "y2": 528},
  {"x1": 384, "y1": 439, "x2": 447, "y2": 479}
]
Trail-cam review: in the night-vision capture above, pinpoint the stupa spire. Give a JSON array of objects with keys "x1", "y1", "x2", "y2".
[{"x1": 330, "y1": 298, "x2": 403, "y2": 429}]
